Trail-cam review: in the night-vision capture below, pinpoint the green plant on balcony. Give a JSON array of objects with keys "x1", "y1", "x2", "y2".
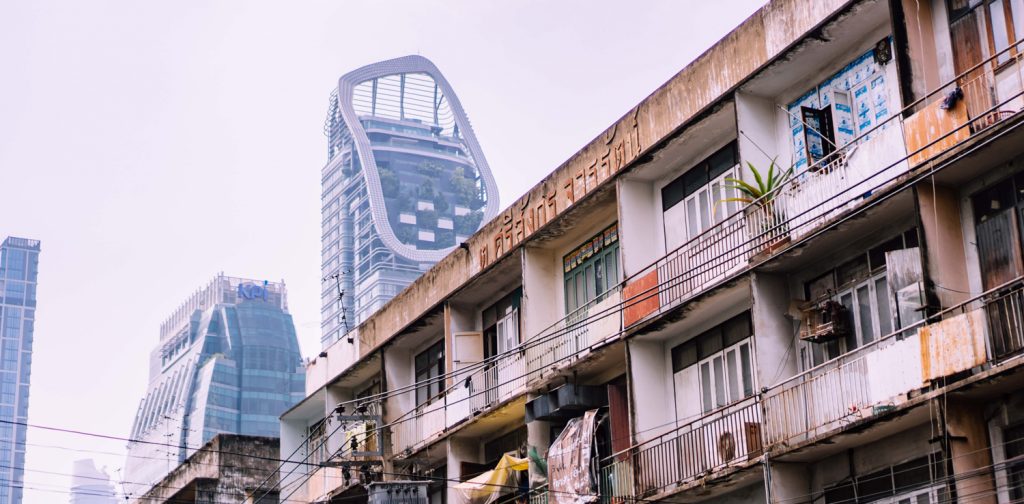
[
  {"x1": 719, "y1": 158, "x2": 794, "y2": 253},
  {"x1": 450, "y1": 167, "x2": 480, "y2": 206},
  {"x1": 417, "y1": 179, "x2": 436, "y2": 199},
  {"x1": 417, "y1": 161, "x2": 444, "y2": 179},
  {"x1": 454, "y1": 211, "x2": 484, "y2": 236},
  {"x1": 379, "y1": 165, "x2": 400, "y2": 198}
]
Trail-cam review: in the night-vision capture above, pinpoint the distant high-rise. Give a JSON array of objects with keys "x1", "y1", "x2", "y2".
[
  {"x1": 123, "y1": 274, "x2": 304, "y2": 498},
  {"x1": 0, "y1": 237, "x2": 39, "y2": 504},
  {"x1": 321, "y1": 55, "x2": 499, "y2": 347},
  {"x1": 68, "y1": 459, "x2": 116, "y2": 504}
]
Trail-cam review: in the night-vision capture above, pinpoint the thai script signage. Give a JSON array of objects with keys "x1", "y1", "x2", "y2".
[{"x1": 477, "y1": 111, "x2": 641, "y2": 270}]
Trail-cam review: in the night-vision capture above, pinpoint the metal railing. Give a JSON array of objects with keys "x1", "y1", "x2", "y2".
[
  {"x1": 621, "y1": 36, "x2": 1024, "y2": 331},
  {"x1": 387, "y1": 32, "x2": 1024, "y2": 471},
  {"x1": 525, "y1": 286, "x2": 623, "y2": 379},
  {"x1": 600, "y1": 396, "x2": 762, "y2": 499}
]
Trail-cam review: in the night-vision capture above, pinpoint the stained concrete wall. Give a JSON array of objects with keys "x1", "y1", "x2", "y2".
[
  {"x1": 313, "y1": 0, "x2": 867, "y2": 381},
  {"x1": 617, "y1": 179, "x2": 663, "y2": 277},
  {"x1": 752, "y1": 273, "x2": 798, "y2": 389},
  {"x1": 136, "y1": 435, "x2": 280, "y2": 504}
]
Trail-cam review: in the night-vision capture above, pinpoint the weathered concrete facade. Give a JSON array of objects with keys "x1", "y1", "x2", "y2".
[
  {"x1": 134, "y1": 435, "x2": 279, "y2": 504},
  {"x1": 283, "y1": 0, "x2": 1024, "y2": 502}
]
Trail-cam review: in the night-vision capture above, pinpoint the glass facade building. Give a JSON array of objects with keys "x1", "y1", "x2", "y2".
[
  {"x1": 321, "y1": 55, "x2": 499, "y2": 347},
  {"x1": 123, "y1": 274, "x2": 304, "y2": 498},
  {"x1": 0, "y1": 237, "x2": 39, "y2": 504}
]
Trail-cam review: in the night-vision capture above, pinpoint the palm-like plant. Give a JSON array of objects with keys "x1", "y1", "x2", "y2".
[{"x1": 721, "y1": 158, "x2": 794, "y2": 207}]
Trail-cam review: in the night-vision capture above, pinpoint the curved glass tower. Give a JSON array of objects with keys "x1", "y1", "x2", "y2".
[
  {"x1": 123, "y1": 274, "x2": 304, "y2": 497},
  {"x1": 321, "y1": 55, "x2": 499, "y2": 347}
]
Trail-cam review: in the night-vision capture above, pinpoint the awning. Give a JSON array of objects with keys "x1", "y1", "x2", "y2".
[{"x1": 453, "y1": 453, "x2": 529, "y2": 504}]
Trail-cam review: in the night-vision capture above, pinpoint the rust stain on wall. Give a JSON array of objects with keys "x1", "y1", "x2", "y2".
[
  {"x1": 919, "y1": 309, "x2": 987, "y2": 381},
  {"x1": 904, "y1": 98, "x2": 969, "y2": 166}
]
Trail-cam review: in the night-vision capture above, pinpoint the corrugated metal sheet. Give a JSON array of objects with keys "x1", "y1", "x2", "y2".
[{"x1": 920, "y1": 309, "x2": 987, "y2": 381}]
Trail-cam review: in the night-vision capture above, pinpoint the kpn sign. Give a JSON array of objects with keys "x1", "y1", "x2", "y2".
[{"x1": 238, "y1": 281, "x2": 270, "y2": 301}]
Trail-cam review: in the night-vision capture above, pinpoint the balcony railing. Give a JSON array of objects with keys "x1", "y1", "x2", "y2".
[
  {"x1": 602, "y1": 279, "x2": 1024, "y2": 500},
  {"x1": 525, "y1": 286, "x2": 623, "y2": 379},
  {"x1": 386, "y1": 34, "x2": 1024, "y2": 473},
  {"x1": 600, "y1": 397, "x2": 762, "y2": 499},
  {"x1": 622, "y1": 37, "x2": 1024, "y2": 330}
]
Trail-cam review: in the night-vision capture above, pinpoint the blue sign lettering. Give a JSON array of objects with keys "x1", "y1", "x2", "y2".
[{"x1": 238, "y1": 281, "x2": 269, "y2": 301}]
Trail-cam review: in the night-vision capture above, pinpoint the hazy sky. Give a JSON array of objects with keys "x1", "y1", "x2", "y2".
[{"x1": 0, "y1": 1, "x2": 765, "y2": 501}]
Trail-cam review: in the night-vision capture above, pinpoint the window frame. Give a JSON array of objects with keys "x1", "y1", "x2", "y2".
[
  {"x1": 414, "y1": 339, "x2": 445, "y2": 406},
  {"x1": 563, "y1": 224, "x2": 620, "y2": 314}
]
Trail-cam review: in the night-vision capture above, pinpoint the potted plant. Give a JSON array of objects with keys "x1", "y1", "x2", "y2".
[{"x1": 720, "y1": 158, "x2": 795, "y2": 258}]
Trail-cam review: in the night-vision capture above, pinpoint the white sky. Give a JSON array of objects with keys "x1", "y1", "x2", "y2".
[{"x1": 0, "y1": 1, "x2": 766, "y2": 501}]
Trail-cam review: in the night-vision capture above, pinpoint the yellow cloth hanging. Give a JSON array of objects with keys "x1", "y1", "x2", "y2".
[{"x1": 453, "y1": 454, "x2": 529, "y2": 504}]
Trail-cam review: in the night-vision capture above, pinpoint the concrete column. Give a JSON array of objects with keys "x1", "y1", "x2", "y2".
[
  {"x1": 916, "y1": 183, "x2": 970, "y2": 309},
  {"x1": 751, "y1": 272, "x2": 797, "y2": 389},
  {"x1": 626, "y1": 339, "x2": 672, "y2": 443},
  {"x1": 766, "y1": 460, "x2": 809, "y2": 504},
  {"x1": 945, "y1": 398, "x2": 996, "y2": 504},
  {"x1": 616, "y1": 178, "x2": 663, "y2": 277},
  {"x1": 448, "y1": 436, "x2": 481, "y2": 504}
]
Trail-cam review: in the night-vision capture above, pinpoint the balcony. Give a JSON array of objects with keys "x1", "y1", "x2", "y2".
[
  {"x1": 602, "y1": 279, "x2": 1024, "y2": 499},
  {"x1": 599, "y1": 397, "x2": 762, "y2": 500},
  {"x1": 622, "y1": 40, "x2": 1024, "y2": 331},
  {"x1": 525, "y1": 286, "x2": 623, "y2": 380},
  {"x1": 391, "y1": 351, "x2": 527, "y2": 456}
]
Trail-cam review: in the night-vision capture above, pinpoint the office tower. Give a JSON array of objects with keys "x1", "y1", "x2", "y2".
[
  {"x1": 321, "y1": 55, "x2": 499, "y2": 347},
  {"x1": 0, "y1": 237, "x2": 39, "y2": 504},
  {"x1": 68, "y1": 459, "x2": 116, "y2": 504},
  {"x1": 123, "y1": 274, "x2": 304, "y2": 497}
]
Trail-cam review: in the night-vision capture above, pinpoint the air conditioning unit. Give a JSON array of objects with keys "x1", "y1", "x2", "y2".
[
  {"x1": 799, "y1": 300, "x2": 850, "y2": 343},
  {"x1": 715, "y1": 422, "x2": 762, "y2": 464}
]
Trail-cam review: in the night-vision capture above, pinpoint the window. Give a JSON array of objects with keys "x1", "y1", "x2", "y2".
[
  {"x1": 661, "y1": 142, "x2": 740, "y2": 249},
  {"x1": 1005, "y1": 423, "x2": 1024, "y2": 501},
  {"x1": 415, "y1": 340, "x2": 445, "y2": 406},
  {"x1": 671, "y1": 312, "x2": 754, "y2": 413},
  {"x1": 563, "y1": 224, "x2": 620, "y2": 313},
  {"x1": 948, "y1": 0, "x2": 1024, "y2": 66},
  {"x1": 802, "y1": 229, "x2": 920, "y2": 369},
  {"x1": 787, "y1": 42, "x2": 892, "y2": 170},
  {"x1": 483, "y1": 289, "x2": 521, "y2": 357},
  {"x1": 823, "y1": 453, "x2": 948, "y2": 504}
]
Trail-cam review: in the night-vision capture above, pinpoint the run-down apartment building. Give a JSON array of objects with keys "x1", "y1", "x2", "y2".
[{"x1": 278, "y1": 0, "x2": 1024, "y2": 502}]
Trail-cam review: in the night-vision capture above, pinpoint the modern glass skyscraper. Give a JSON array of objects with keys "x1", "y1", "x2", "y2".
[
  {"x1": 0, "y1": 237, "x2": 39, "y2": 504},
  {"x1": 321, "y1": 55, "x2": 499, "y2": 347},
  {"x1": 123, "y1": 274, "x2": 304, "y2": 498},
  {"x1": 68, "y1": 459, "x2": 116, "y2": 504}
]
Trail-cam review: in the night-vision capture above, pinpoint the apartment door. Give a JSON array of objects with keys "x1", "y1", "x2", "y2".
[
  {"x1": 973, "y1": 176, "x2": 1024, "y2": 357},
  {"x1": 948, "y1": 0, "x2": 997, "y2": 125}
]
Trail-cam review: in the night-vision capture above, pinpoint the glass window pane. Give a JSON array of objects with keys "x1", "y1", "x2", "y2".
[
  {"x1": 991, "y1": 0, "x2": 1011, "y2": 64},
  {"x1": 700, "y1": 362, "x2": 712, "y2": 413},
  {"x1": 857, "y1": 284, "x2": 875, "y2": 344},
  {"x1": 841, "y1": 292, "x2": 857, "y2": 350},
  {"x1": 575, "y1": 272, "x2": 585, "y2": 308},
  {"x1": 585, "y1": 265, "x2": 596, "y2": 302},
  {"x1": 565, "y1": 277, "x2": 575, "y2": 312},
  {"x1": 687, "y1": 198, "x2": 699, "y2": 239},
  {"x1": 740, "y1": 343, "x2": 753, "y2": 397},
  {"x1": 875, "y1": 276, "x2": 892, "y2": 337},
  {"x1": 712, "y1": 181, "x2": 725, "y2": 224},
  {"x1": 726, "y1": 349, "x2": 740, "y2": 402},
  {"x1": 594, "y1": 257, "x2": 605, "y2": 296},
  {"x1": 698, "y1": 190, "x2": 711, "y2": 232},
  {"x1": 712, "y1": 356, "x2": 726, "y2": 408}
]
